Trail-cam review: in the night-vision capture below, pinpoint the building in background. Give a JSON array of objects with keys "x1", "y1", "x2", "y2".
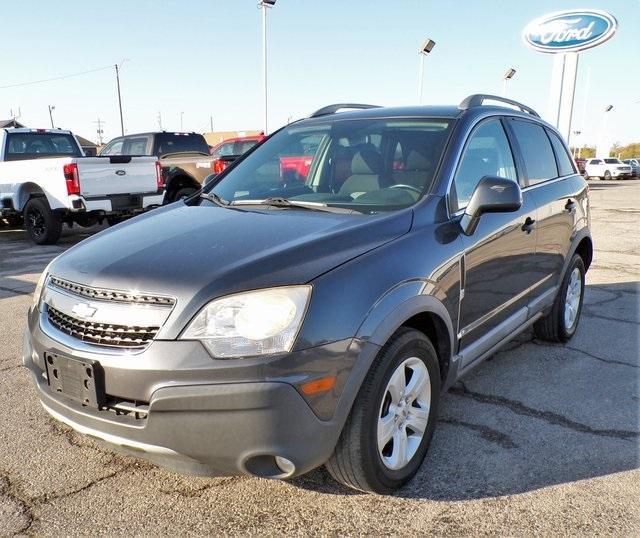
[
  {"x1": 203, "y1": 130, "x2": 263, "y2": 147},
  {"x1": 75, "y1": 135, "x2": 99, "y2": 156},
  {"x1": 0, "y1": 119, "x2": 26, "y2": 128}
]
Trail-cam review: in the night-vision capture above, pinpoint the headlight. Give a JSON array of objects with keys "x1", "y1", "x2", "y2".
[
  {"x1": 181, "y1": 286, "x2": 311, "y2": 358},
  {"x1": 32, "y1": 262, "x2": 53, "y2": 310}
]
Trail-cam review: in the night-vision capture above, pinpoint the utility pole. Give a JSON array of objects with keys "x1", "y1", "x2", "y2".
[
  {"x1": 210, "y1": 116, "x2": 214, "y2": 133},
  {"x1": 48, "y1": 105, "x2": 55, "y2": 128},
  {"x1": 157, "y1": 111, "x2": 163, "y2": 130},
  {"x1": 94, "y1": 118, "x2": 105, "y2": 146},
  {"x1": 115, "y1": 63, "x2": 125, "y2": 135}
]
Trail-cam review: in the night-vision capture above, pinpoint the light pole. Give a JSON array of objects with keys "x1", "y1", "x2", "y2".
[
  {"x1": 572, "y1": 130, "x2": 581, "y2": 158},
  {"x1": 114, "y1": 59, "x2": 128, "y2": 136},
  {"x1": 502, "y1": 68, "x2": 516, "y2": 97},
  {"x1": 180, "y1": 111, "x2": 184, "y2": 131},
  {"x1": 596, "y1": 105, "x2": 613, "y2": 158},
  {"x1": 417, "y1": 38, "x2": 435, "y2": 104},
  {"x1": 259, "y1": 0, "x2": 276, "y2": 134},
  {"x1": 48, "y1": 105, "x2": 55, "y2": 128}
]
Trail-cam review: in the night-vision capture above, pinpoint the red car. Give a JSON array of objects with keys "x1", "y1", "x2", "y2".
[{"x1": 210, "y1": 135, "x2": 265, "y2": 174}]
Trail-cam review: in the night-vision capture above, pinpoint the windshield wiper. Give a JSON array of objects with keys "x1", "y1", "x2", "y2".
[
  {"x1": 232, "y1": 197, "x2": 356, "y2": 213},
  {"x1": 199, "y1": 191, "x2": 230, "y2": 207}
]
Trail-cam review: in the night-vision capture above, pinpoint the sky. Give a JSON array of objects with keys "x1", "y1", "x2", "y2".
[{"x1": 1, "y1": 0, "x2": 638, "y2": 146}]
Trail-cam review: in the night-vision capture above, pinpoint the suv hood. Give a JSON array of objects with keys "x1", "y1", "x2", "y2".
[{"x1": 50, "y1": 202, "x2": 412, "y2": 327}]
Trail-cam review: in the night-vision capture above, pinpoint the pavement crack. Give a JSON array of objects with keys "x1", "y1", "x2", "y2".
[
  {"x1": 0, "y1": 285, "x2": 31, "y2": 296},
  {"x1": 450, "y1": 381, "x2": 639, "y2": 441},
  {"x1": 0, "y1": 470, "x2": 37, "y2": 535},
  {"x1": 439, "y1": 417, "x2": 518, "y2": 449},
  {"x1": 158, "y1": 477, "x2": 238, "y2": 498},
  {"x1": 531, "y1": 340, "x2": 638, "y2": 368},
  {"x1": 581, "y1": 312, "x2": 639, "y2": 325}
]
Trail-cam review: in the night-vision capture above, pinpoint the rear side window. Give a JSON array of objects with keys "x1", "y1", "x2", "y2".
[
  {"x1": 510, "y1": 120, "x2": 558, "y2": 186},
  {"x1": 153, "y1": 133, "x2": 209, "y2": 156},
  {"x1": 547, "y1": 130, "x2": 576, "y2": 176},
  {"x1": 451, "y1": 119, "x2": 517, "y2": 212},
  {"x1": 5, "y1": 132, "x2": 82, "y2": 161},
  {"x1": 235, "y1": 140, "x2": 259, "y2": 154}
]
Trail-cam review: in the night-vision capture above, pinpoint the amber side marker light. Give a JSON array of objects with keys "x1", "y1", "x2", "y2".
[{"x1": 301, "y1": 375, "x2": 337, "y2": 395}]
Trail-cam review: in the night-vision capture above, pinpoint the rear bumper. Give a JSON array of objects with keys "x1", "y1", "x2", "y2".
[{"x1": 71, "y1": 193, "x2": 164, "y2": 213}]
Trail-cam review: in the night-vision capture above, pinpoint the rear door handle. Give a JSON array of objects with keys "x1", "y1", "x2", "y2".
[
  {"x1": 521, "y1": 217, "x2": 536, "y2": 234},
  {"x1": 565, "y1": 199, "x2": 576, "y2": 212}
]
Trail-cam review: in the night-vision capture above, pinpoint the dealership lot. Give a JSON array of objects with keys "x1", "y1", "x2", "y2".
[{"x1": 0, "y1": 180, "x2": 638, "y2": 534}]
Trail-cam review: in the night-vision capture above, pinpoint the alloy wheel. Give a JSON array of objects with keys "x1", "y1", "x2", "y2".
[
  {"x1": 564, "y1": 267, "x2": 582, "y2": 330},
  {"x1": 377, "y1": 357, "x2": 431, "y2": 470}
]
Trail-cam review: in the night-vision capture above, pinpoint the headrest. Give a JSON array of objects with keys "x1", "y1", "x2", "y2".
[
  {"x1": 405, "y1": 149, "x2": 432, "y2": 171},
  {"x1": 351, "y1": 146, "x2": 383, "y2": 175}
]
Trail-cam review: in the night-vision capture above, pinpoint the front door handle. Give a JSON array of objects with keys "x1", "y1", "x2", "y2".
[
  {"x1": 565, "y1": 199, "x2": 576, "y2": 212},
  {"x1": 521, "y1": 217, "x2": 536, "y2": 234}
]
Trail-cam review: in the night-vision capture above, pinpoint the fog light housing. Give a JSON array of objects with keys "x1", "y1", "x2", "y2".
[{"x1": 275, "y1": 456, "x2": 295, "y2": 475}]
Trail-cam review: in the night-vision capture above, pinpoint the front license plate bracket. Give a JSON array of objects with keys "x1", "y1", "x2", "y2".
[{"x1": 44, "y1": 352, "x2": 106, "y2": 408}]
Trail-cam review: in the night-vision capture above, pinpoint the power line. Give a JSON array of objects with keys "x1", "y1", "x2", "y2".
[{"x1": 0, "y1": 65, "x2": 114, "y2": 90}]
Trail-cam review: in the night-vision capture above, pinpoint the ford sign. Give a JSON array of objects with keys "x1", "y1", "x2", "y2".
[{"x1": 523, "y1": 10, "x2": 617, "y2": 54}]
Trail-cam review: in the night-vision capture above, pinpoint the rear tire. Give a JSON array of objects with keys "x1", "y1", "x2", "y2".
[
  {"x1": 534, "y1": 253, "x2": 585, "y2": 343},
  {"x1": 24, "y1": 197, "x2": 62, "y2": 245},
  {"x1": 174, "y1": 187, "x2": 197, "y2": 201},
  {"x1": 325, "y1": 328, "x2": 440, "y2": 494}
]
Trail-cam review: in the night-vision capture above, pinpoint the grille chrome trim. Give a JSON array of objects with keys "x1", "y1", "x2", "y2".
[
  {"x1": 49, "y1": 276, "x2": 175, "y2": 306},
  {"x1": 47, "y1": 305, "x2": 159, "y2": 349}
]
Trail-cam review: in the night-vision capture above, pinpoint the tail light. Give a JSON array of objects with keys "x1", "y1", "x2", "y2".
[
  {"x1": 155, "y1": 161, "x2": 165, "y2": 189},
  {"x1": 63, "y1": 163, "x2": 80, "y2": 195},
  {"x1": 212, "y1": 158, "x2": 227, "y2": 174}
]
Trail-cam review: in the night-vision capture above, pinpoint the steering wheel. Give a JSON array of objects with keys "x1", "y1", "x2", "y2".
[{"x1": 389, "y1": 184, "x2": 422, "y2": 195}]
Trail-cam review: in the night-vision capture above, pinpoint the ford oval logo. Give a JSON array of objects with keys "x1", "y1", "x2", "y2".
[
  {"x1": 115, "y1": 169, "x2": 126, "y2": 176},
  {"x1": 523, "y1": 10, "x2": 617, "y2": 54}
]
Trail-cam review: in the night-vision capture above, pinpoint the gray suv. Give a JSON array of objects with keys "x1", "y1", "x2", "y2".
[{"x1": 24, "y1": 95, "x2": 592, "y2": 494}]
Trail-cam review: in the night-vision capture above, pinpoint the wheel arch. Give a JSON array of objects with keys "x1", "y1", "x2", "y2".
[
  {"x1": 15, "y1": 182, "x2": 46, "y2": 212},
  {"x1": 164, "y1": 173, "x2": 200, "y2": 201},
  {"x1": 356, "y1": 283, "x2": 455, "y2": 386}
]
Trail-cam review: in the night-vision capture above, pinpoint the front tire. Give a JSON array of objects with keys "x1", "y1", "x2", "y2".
[
  {"x1": 174, "y1": 187, "x2": 197, "y2": 201},
  {"x1": 23, "y1": 197, "x2": 62, "y2": 245},
  {"x1": 603, "y1": 170, "x2": 612, "y2": 180},
  {"x1": 325, "y1": 328, "x2": 440, "y2": 494},
  {"x1": 534, "y1": 253, "x2": 585, "y2": 343}
]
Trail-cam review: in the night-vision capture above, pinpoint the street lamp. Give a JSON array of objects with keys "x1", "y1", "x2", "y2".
[
  {"x1": 502, "y1": 68, "x2": 516, "y2": 97},
  {"x1": 48, "y1": 105, "x2": 55, "y2": 128},
  {"x1": 259, "y1": 0, "x2": 276, "y2": 134},
  {"x1": 417, "y1": 38, "x2": 435, "y2": 104}
]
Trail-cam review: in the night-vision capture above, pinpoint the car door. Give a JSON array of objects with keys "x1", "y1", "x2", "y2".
[
  {"x1": 451, "y1": 117, "x2": 539, "y2": 361},
  {"x1": 506, "y1": 121, "x2": 584, "y2": 299}
]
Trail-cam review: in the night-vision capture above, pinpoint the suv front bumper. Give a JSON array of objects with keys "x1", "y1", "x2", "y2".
[{"x1": 23, "y1": 309, "x2": 374, "y2": 478}]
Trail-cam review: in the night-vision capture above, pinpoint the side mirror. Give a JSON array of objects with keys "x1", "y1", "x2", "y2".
[
  {"x1": 203, "y1": 173, "x2": 217, "y2": 188},
  {"x1": 459, "y1": 176, "x2": 522, "y2": 236}
]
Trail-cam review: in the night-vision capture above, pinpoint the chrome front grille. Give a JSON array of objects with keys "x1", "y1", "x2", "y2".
[
  {"x1": 49, "y1": 276, "x2": 175, "y2": 306},
  {"x1": 47, "y1": 306, "x2": 159, "y2": 349}
]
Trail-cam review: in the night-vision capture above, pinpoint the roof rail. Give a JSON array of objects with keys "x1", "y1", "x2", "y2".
[
  {"x1": 309, "y1": 103, "x2": 381, "y2": 118},
  {"x1": 458, "y1": 94, "x2": 540, "y2": 118}
]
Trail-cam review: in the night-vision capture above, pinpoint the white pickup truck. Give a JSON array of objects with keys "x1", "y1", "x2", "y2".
[{"x1": 0, "y1": 128, "x2": 165, "y2": 244}]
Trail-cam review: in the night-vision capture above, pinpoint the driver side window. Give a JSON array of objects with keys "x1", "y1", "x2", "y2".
[{"x1": 451, "y1": 119, "x2": 517, "y2": 213}]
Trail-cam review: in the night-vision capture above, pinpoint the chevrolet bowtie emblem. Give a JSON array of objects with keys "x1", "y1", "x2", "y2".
[{"x1": 71, "y1": 303, "x2": 97, "y2": 319}]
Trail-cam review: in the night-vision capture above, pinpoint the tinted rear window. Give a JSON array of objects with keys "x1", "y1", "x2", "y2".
[
  {"x1": 153, "y1": 133, "x2": 209, "y2": 156},
  {"x1": 5, "y1": 132, "x2": 82, "y2": 161},
  {"x1": 510, "y1": 120, "x2": 558, "y2": 186}
]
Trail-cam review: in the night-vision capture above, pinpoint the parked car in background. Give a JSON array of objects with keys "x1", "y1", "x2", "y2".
[
  {"x1": 0, "y1": 128, "x2": 164, "y2": 244},
  {"x1": 584, "y1": 158, "x2": 632, "y2": 180},
  {"x1": 26, "y1": 95, "x2": 592, "y2": 494},
  {"x1": 574, "y1": 157, "x2": 586, "y2": 176},
  {"x1": 622, "y1": 158, "x2": 640, "y2": 177},
  {"x1": 210, "y1": 134, "x2": 265, "y2": 174},
  {"x1": 100, "y1": 132, "x2": 214, "y2": 202}
]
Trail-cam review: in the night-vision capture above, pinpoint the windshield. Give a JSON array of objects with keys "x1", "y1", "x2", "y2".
[
  {"x1": 209, "y1": 118, "x2": 452, "y2": 212},
  {"x1": 5, "y1": 132, "x2": 82, "y2": 161}
]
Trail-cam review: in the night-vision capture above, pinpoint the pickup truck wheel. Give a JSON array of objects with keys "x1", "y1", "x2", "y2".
[
  {"x1": 325, "y1": 328, "x2": 440, "y2": 494},
  {"x1": 24, "y1": 197, "x2": 62, "y2": 245},
  {"x1": 174, "y1": 187, "x2": 197, "y2": 201},
  {"x1": 534, "y1": 253, "x2": 585, "y2": 343},
  {"x1": 603, "y1": 170, "x2": 612, "y2": 180}
]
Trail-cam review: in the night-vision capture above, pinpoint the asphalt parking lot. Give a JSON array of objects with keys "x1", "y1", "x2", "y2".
[{"x1": 1, "y1": 180, "x2": 638, "y2": 535}]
